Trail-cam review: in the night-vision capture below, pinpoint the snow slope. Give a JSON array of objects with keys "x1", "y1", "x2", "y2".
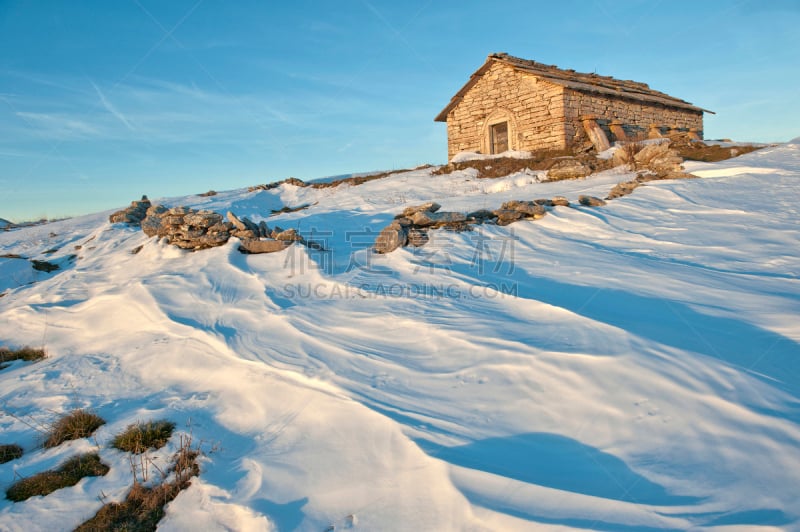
[{"x1": 1, "y1": 141, "x2": 799, "y2": 531}]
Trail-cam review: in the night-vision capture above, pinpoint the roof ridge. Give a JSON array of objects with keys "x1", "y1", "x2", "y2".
[{"x1": 434, "y1": 53, "x2": 712, "y2": 122}]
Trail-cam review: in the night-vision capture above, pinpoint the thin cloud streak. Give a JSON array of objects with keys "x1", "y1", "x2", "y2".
[{"x1": 91, "y1": 81, "x2": 135, "y2": 131}]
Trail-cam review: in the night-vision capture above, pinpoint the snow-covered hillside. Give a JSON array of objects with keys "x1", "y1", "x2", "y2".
[{"x1": 1, "y1": 140, "x2": 799, "y2": 531}]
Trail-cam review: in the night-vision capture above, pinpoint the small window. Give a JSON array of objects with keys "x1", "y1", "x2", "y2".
[{"x1": 490, "y1": 122, "x2": 508, "y2": 154}]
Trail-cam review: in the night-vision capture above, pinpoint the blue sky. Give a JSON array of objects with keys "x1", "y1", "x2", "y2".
[{"x1": 1, "y1": 0, "x2": 798, "y2": 222}]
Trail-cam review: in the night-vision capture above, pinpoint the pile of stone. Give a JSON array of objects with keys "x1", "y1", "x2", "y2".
[
  {"x1": 137, "y1": 205, "x2": 304, "y2": 253},
  {"x1": 109, "y1": 196, "x2": 152, "y2": 225},
  {"x1": 375, "y1": 197, "x2": 580, "y2": 254}
]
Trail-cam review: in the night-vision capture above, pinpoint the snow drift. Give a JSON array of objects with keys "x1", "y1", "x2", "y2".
[{"x1": 1, "y1": 140, "x2": 799, "y2": 531}]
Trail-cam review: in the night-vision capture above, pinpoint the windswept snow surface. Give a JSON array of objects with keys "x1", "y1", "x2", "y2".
[{"x1": 1, "y1": 141, "x2": 799, "y2": 531}]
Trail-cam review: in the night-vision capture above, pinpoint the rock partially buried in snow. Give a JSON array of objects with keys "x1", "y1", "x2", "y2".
[
  {"x1": 409, "y1": 210, "x2": 467, "y2": 227},
  {"x1": 238, "y1": 239, "x2": 290, "y2": 254},
  {"x1": 401, "y1": 202, "x2": 441, "y2": 217},
  {"x1": 493, "y1": 209, "x2": 526, "y2": 226},
  {"x1": 579, "y1": 195, "x2": 607, "y2": 207},
  {"x1": 499, "y1": 201, "x2": 546, "y2": 219},
  {"x1": 633, "y1": 141, "x2": 684, "y2": 174},
  {"x1": 551, "y1": 196, "x2": 570, "y2": 207}
]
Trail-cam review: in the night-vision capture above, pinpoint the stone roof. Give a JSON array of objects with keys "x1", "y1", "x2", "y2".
[{"x1": 434, "y1": 53, "x2": 712, "y2": 122}]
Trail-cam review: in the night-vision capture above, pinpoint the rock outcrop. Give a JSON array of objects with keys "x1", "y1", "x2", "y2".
[{"x1": 109, "y1": 196, "x2": 152, "y2": 226}]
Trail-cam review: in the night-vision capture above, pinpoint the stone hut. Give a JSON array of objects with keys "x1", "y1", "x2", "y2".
[{"x1": 435, "y1": 53, "x2": 712, "y2": 160}]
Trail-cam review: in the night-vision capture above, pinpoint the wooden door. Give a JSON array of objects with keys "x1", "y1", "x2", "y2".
[{"x1": 491, "y1": 122, "x2": 508, "y2": 154}]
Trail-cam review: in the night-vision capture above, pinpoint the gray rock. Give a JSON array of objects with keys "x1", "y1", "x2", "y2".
[
  {"x1": 183, "y1": 211, "x2": 223, "y2": 228},
  {"x1": 227, "y1": 211, "x2": 248, "y2": 231},
  {"x1": 607, "y1": 181, "x2": 639, "y2": 200},
  {"x1": 633, "y1": 141, "x2": 683, "y2": 173},
  {"x1": 275, "y1": 228, "x2": 304, "y2": 242},
  {"x1": 493, "y1": 209, "x2": 526, "y2": 226},
  {"x1": 546, "y1": 158, "x2": 591, "y2": 180},
  {"x1": 231, "y1": 229, "x2": 258, "y2": 240},
  {"x1": 467, "y1": 209, "x2": 496, "y2": 221},
  {"x1": 374, "y1": 223, "x2": 408, "y2": 253},
  {"x1": 578, "y1": 195, "x2": 607, "y2": 207},
  {"x1": 500, "y1": 201, "x2": 546, "y2": 218},
  {"x1": 409, "y1": 210, "x2": 466, "y2": 227},
  {"x1": 402, "y1": 202, "x2": 441, "y2": 217},
  {"x1": 239, "y1": 239, "x2": 290, "y2": 254}
]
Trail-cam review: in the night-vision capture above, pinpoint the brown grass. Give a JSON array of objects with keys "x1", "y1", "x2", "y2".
[
  {"x1": 249, "y1": 166, "x2": 431, "y2": 193},
  {"x1": 76, "y1": 434, "x2": 199, "y2": 532},
  {"x1": 674, "y1": 142, "x2": 763, "y2": 162},
  {"x1": 5, "y1": 453, "x2": 109, "y2": 502},
  {"x1": 0, "y1": 346, "x2": 47, "y2": 365},
  {"x1": 44, "y1": 409, "x2": 106, "y2": 448},
  {"x1": 112, "y1": 420, "x2": 175, "y2": 454},
  {"x1": 0, "y1": 444, "x2": 23, "y2": 464},
  {"x1": 433, "y1": 149, "x2": 612, "y2": 179}
]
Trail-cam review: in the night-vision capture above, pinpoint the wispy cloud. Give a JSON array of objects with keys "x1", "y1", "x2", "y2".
[
  {"x1": 91, "y1": 81, "x2": 135, "y2": 131},
  {"x1": 14, "y1": 111, "x2": 101, "y2": 139}
]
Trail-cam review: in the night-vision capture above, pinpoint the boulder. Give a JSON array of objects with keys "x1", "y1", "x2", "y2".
[
  {"x1": 546, "y1": 158, "x2": 591, "y2": 180},
  {"x1": 409, "y1": 210, "x2": 466, "y2": 227},
  {"x1": 607, "y1": 181, "x2": 640, "y2": 200},
  {"x1": 492, "y1": 209, "x2": 526, "y2": 226},
  {"x1": 551, "y1": 196, "x2": 570, "y2": 207},
  {"x1": 633, "y1": 141, "x2": 683, "y2": 173},
  {"x1": 239, "y1": 239, "x2": 290, "y2": 254},
  {"x1": 578, "y1": 195, "x2": 607, "y2": 207},
  {"x1": 466, "y1": 209, "x2": 496, "y2": 221},
  {"x1": 374, "y1": 222, "x2": 408, "y2": 254},
  {"x1": 402, "y1": 202, "x2": 441, "y2": 217},
  {"x1": 231, "y1": 229, "x2": 258, "y2": 240},
  {"x1": 275, "y1": 228, "x2": 304, "y2": 242},
  {"x1": 227, "y1": 211, "x2": 248, "y2": 231},
  {"x1": 500, "y1": 201, "x2": 546, "y2": 219},
  {"x1": 140, "y1": 205, "x2": 168, "y2": 237}
]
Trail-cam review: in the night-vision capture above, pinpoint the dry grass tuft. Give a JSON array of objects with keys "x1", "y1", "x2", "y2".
[
  {"x1": 44, "y1": 409, "x2": 105, "y2": 448},
  {"x1": 5, "y1": 453, "x2": 109, "y2": 502},
  {"x1": 112, "y1": 420, "x2": 176, "y2": 454},
  {"x1": 76, "y1": 433, "x2": 200, "y2": 532},
  {"x1": 674, "y1": 142, "x2": 762, "y2": 162},
  {"x1": 0, "y1": 346, "x2": 47, "y2": 364},
  {"x1": 0, "y1": 444, "x2": 23, "y2": 464}
]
